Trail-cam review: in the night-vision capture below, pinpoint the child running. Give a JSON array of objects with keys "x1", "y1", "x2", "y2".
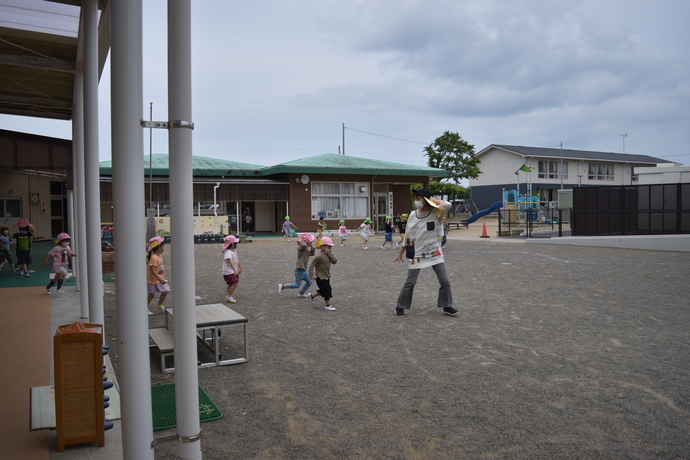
[
  {"x1": 278, "y1": 232, "x2": 315, "y2": 298},
  {"x1": 316, "y1": 216, "x2": 327, "y2": 239},
  {"x1": 395, "y1": 213, "x2": 408, "y2": 247},
  {"x1": 381, "y1": 215, "x2": 395, "y2": 249},
  {"x1": 356, "y1": 218, "x2": 373, "y2": 250},
  {"x1": 282, "y1": 216, "x2": 297, "y2": 242},
  {"x1": 222, "y1": 235, "x2": 242, "y2": 303},
  {"x1": 307, "y1": 236, "x2": 338, "y2": 311},
  {"x1": 0, "y1": 225, "x2": 13, "y2": 271},
  {"x1": 13, "y1": 220, "x2": 35, "y2": 276},
  {"x1": 338, "y1": 220, "x2": 350, "y2": 246},
  {"x1": 43, "y1": 233, "x2": 77, "y2": 294},
  {"x1": 146, "y1": 236, "x2": 170, "y2": 316}
]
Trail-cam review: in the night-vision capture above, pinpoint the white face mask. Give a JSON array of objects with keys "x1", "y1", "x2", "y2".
[
  {"x1": 414, "y1": 200, "x2": 425, "y2": 209},
  {"x1": 2, "y1": 230, "x2": 7, "y2": 235},
  {"x1": 61, "y1": 242, "x2": 70, "y2": 247}
]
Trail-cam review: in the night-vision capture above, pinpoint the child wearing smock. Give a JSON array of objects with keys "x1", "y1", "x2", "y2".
[
  {"x1": 307, "y1": 237, "x2": 338, "y2": 311},
  {"x1": 146, "y1": 237, "x2": 170, "y2": 315},
  {"x1": 381, "y1": 216, "x2": 395, "y2": 249},
  {"x1": 338, "y1": 220, "x2": 350, "y2": 246},
  {"x1": 0, "y1": 225, "x2": 13, "y2": 271},
  {"x1": 357, "y1": 218, "x2": 373, "y2": 250},
  {"x1": 43, "y1": 233, "x2": 77, "y2": 294},
  {"x1": 282, "y1": 216, "x2": 297, "y2": 242},
  {"x1": 278, "y1": 232, "x2": 315, "y2": 297}
]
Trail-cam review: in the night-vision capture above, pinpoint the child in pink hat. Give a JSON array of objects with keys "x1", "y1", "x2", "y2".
[
  {"x1": 222, "y1": 235, "x2": 242, "y2": 303},
  {"x1": 43, "y1": 233, "x2": 77, "y2": 294},
  {"x1": 278, "y1": 232, "x2": 316, "y2": 298},
  {"x1": 146, "y1": 237, "x2": 170, "y2": 315}
]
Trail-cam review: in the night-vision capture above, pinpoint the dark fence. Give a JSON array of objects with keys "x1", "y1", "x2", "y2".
[{"x1": 572, "y1": 183, "x2": 690, "y2": 236}]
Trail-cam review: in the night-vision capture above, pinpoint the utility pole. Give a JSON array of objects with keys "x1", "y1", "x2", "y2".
[{"x1": 618, "y1": 133, "x2": 627, "y2": 153}]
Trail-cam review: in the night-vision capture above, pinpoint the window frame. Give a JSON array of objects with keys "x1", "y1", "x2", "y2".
[{"x1": 310, "y1": 181, "x2": 368, "y2": 220}]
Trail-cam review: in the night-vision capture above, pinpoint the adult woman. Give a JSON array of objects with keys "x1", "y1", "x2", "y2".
[{"x1": 393, "y1": 188, "x2": 457, "y2": 318}]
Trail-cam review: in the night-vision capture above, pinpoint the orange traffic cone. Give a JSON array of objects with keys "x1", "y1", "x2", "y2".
[{"x1": 480, "y1": 222, "x2": 489, "y2": 238}]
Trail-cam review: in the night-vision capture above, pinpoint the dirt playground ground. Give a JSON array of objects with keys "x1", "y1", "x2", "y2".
[{"x1": 103, "y1": 231, "x2": 690, "y2": 459}]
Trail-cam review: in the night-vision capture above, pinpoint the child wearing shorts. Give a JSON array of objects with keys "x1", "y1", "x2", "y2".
[{"x1": 43, "y1": 233, "x2": 77, "y2": 294}]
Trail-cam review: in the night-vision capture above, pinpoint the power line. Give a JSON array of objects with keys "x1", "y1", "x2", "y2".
[{"x1": 344, "y1": 126, "x2": 428, "y2": 145}]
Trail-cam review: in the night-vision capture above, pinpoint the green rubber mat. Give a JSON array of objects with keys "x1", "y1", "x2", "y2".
[{"x1": 151, "y1": 383, "x2": 223, "y2": 431}]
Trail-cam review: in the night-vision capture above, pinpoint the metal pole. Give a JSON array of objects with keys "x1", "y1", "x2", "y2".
[
  {"x1": 111, "y1": 0, "x2": 155, "y2": 457},
  {"x1": 342, "y1": 123, "x2": 345, "y2": 155},
  {"x1": 72, "y1": 70, "x2": 89, "y2": 318},
  {"x1": 168, "y1": 1, "x2": 202, "y2": 458},
  {"x1": 149, "y1": 102, "x2": 153, "y2": 207},
  {"x1": 558, "y1": 142, "x2": 563, "y2": 190},
  {"x1": 82, "y1": 0, "x2": 104, "y2": 326}
]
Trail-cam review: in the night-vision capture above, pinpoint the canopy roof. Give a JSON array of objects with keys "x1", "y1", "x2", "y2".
[{"x1": 99, "y1": 154, "x2": 265, "y2": 177}]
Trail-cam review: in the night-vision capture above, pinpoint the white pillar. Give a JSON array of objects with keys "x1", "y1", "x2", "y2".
[
  {"x1": 72, "y1": 70, "x2": 89, "y2": 318},
  {"x1": 83, "y1": 0, "x2": 104, "y2": 325},
  {"x1": 168, "y1": 1, "x2": 202, "y2": 458},
  {"x1": 111, "y1": 0, "x2": 155, "y2": 458}
]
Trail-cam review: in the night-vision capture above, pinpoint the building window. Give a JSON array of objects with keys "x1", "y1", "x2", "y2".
[
  {"x1": 538, "y1": 161, "x2": 568, "y2": 179},
  {"x1": 311, "y1": 182, "x2": 368, "y2": 219},
  {"x1": 588, "y1": 163, "x2": 615, "y2": 181}
]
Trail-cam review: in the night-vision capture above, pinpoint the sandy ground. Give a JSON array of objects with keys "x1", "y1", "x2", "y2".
[{"x1": 104, "y1": 224, "x2": 690, "y2": 459}]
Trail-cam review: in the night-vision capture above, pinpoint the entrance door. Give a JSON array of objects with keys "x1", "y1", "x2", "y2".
[{"x1": 374, "y1": 193, "x2": 388, "y2": 231}]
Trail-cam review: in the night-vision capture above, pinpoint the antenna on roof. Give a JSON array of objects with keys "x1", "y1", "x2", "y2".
[{"x1": 618, "y1": 133, "x2": 627, "y2": 153}]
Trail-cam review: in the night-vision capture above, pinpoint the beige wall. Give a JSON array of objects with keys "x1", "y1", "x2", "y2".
[{"x1": 0, "y1": 171, "x2": 56, "y2": 240}]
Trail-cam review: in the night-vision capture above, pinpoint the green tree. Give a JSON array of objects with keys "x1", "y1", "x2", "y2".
[
  {"x1": 428, "y1": 181, "x2": 467, "y2": 200},
  {"x1": 424, "y1": 131, "x2": 481, "y2": 184}
]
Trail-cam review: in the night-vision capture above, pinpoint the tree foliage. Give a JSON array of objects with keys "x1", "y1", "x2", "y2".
[
  {"x1": 424, "y1": 131, "x2": 481, "y2": 184},
  {"x1": 428, "y1": 181, "x2": 468, "y2": 199}
]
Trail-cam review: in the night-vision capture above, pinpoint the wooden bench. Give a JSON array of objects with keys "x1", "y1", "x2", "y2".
[
  {"x1": 148, "y1": 328, "x2": 175, "y2": 373},
  {"x1": 446, "y1": 222, "x2": 467, "y2": 230}
]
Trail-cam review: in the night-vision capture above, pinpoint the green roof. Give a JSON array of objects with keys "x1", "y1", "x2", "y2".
[
  {"x1": 99, "y1": 154, "x2": 265, "y2": 177},
  {"x1": 99, "y1": 152, "x2": 449, "y2": 178},
  {"x1": 258, "y1": 153, "x2": 449, "y2": 177}
]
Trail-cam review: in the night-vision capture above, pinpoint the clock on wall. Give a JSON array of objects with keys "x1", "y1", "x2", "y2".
[{"x1": 300, "y1": 175, "x2": 310, "y2": 184}]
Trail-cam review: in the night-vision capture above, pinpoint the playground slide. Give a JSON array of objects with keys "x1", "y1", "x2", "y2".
[{"x1": 461, "y1": 201, "x2": 503, "y2": 225}]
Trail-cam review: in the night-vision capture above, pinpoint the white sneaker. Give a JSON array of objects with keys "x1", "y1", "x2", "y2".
[
  {"x1": 339, "y1": 244, "x2": 344, "y2": 247},
  {"x1": 57, "y1": 288, "x2": 64, "y2": 293},
  {"x1": 381, "y1": 245, "x2": 385, "y2": 249},
  {"x1": 297, "y1": 293, "x2": 309, "y2": 298},
  {"x1": 147, "y1": 311, "x2": 154, "y2": 316},
  {"x1": 324, "y1": 305, "x2": 336, "y2": 311},
  {"x1": 278, "y1": 284, "x2": 283, "y2": 295},
  {"x1": 308, "y1": 293, "x2": 315, "y2": 304},
  {"x1": 46, "y1": 288, "x2": 51, "y2": 295},
  {"x1": 227, "y1": 297, "x2": 237, "y2": 303}
]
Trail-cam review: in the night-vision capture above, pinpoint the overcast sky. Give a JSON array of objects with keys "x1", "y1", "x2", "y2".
[{"x1": 2, "y1": 0, "x2": 689, "y2": 171}]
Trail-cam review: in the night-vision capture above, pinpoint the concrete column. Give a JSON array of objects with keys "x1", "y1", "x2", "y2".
[
  {"x1": 168, "y1": 1, "x2": 202, "y2": 458},
  {"x1": 82, "y1": 0, "x2": 104, "y2": 325},
  {"x1": 111, "y1": 0, "x2": 155, "y2": 458},
  {"x1": 72, "y1": 70, "x2": 89, "y2": 318}
]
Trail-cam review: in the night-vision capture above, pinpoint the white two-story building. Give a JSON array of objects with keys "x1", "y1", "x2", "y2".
[{"x1": 468, "y1": 144, "x2": 670, "y2": 210}]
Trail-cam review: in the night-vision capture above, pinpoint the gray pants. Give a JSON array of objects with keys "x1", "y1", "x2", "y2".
[{"x1": 396, "y1": 262, "x2": 453, "y2": 310}]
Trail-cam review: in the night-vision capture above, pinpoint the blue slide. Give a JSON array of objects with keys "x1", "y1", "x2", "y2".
[{"x1": 460, "y1": 201, "x2": 503, "y2": 226}]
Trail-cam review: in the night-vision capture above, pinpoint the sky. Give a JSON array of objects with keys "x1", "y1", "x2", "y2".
[{"x1": 2, "y1": 0, "x2": 689, "y2": 174}]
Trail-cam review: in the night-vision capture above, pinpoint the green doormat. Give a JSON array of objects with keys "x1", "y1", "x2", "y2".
[{"x1": 151, "y1": 383, "x2": 223, "y2": 431}]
